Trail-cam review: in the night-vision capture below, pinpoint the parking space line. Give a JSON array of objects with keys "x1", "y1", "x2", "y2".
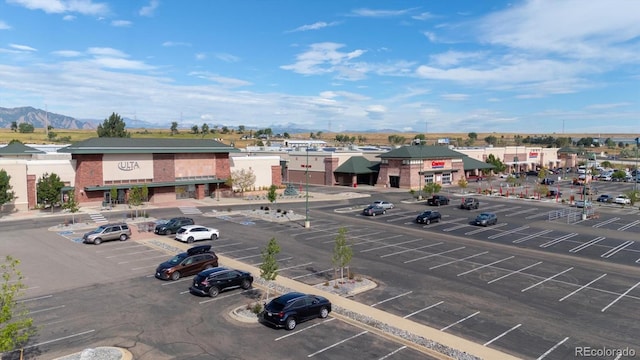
[
  {"x1": 464, "y1": 223, "x2": 507, "y2": 235},
  {"x1": 304, "y1": 232, "x2": 340, "y2": 240},
  {"x1": 492, "y1": 206, "x2": 521, "y2": 214},
  {"x1": 23, "y1": 329, "x2": 95, "y2": 350},
  {"x1": 105, "y1": 249, "x2": 157, "y2": 258},
  {"x1": 292, "y1": 268, "x2": 333, "y2": 280},
  {"x1": 234, "y1": 253, "x2": 262, "y2": 260},
  {"x1": 483, "y1": 323, "x2": 522, "y2": 346},
  {"x1": 513, "y1": 229, "x2": 553, "y2": 243},
  {"x1": 443, "y1": 223, "x2": 471, "y2": 232},
  {"x1": 601, "y1": 281, "x2": 640, "y2": 312},
  {"x1": 521, "y1": 267, "x2": 574, "y2": 292},
  {"x1": 17, "y1": 294, "x2": 53, "y2": 303},
  {"x1": 94, "y1": 244, "x2": 147, "y2": 253},
  {"x1": 440, "y1": 311, "x2": 480, "y2": 331},
  {"x1": 118, "y1": 254, "x2": 167, "y2": 264},
  {"x1": 429, "y1": 251, "x2": 489, "y2": 270},
  {"x1": 403, "y1": 300, "x2": 444, "y2": 318},
  {"x1": 278, "y1": 262, "x2": 313, "y2": 271},
  {"x1": 360, "y1": 238, "x2": 423, "y2": 252},
  {"x1": 386, "y1": 214, "x2": 422, "y2": 222},
  {"x1": 370, "y1": 291, "x2": 413, "y2": 307},
  {"x1": 214, "y1": 242, "x2": 245, "y2": 249},
  {"x1": 569, "y1": 237, "x2": 606, "y2": 253},
  {"x1": 274, "y1": 318, "x2": 335, "y2": 341},
  {"x1": 218, "y1": 246, "x2": 259, "y2": 255},
  {"x1": 536, "y1": 337, "x2": 569, "y2": 359},
  {"x1": 617, "y1": 219, "x2": 640, "y2": 231},
  {"x1": 321, "y1": 232, "x2": 382, "y2": 244},
  {"x1": 380, "y1": 242, "x2": 443, "y2": 258},
  {"x1": 198, "y1": 289, "x2": 255, "y2": 304},
  {"x1": 131, "y1": 264, "x2": 157, "y2": 271},
  {"x1": 307, "y1": 330, "x2": 368, "y2": 357},
  {"x1": 487, "y1": 261, "x2": 542, "y2": 284},
  {"x1": 592, "y1": 217, "x2": 620, "y2": 228},
  {"x1": 559, "y1": 273, "x2": 607, "y2": 302},
  {"x1": 251, "y1": 256, "x2": 293, "y2": 267},
  {"x1": 525, "y1": 212, "x2": 549, "y2": 220},
  {"x1": 30, "y1": 305, "x2": 65, "y2": 314},
  {"x1": 403, "y1": 246, "x2": 466, "y2": 264},
  {"x1": 601, "y1": 241, "x2": 634, "y2": 258},
  {"x1": 349, "y1": 234, "x2": 403, "y2": 246},
  {"x1": 457, "y1": 256, "x2": 515, "y2": 276},
  {"x1": 488, "y1": 226, "x2": 529, "y2": 239},
  {"x1": 378, "y1": 346, "x2": 407, "y2": 360},
  {"x1": 505, "y1": 208, "x2": 537, "y2": 217},
  {"x1": 539, "y1": 233, "x2": 578, "y2": 248}
]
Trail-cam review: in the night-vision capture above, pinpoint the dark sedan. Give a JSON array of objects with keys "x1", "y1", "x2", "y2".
[
  {"x1": 474, "y1": 212, "x2": 498, "y2": 226},
  {"x1": 260, "y1": 292, "x2": 331, "y2": 330},
  {"x1": 597, "y1": 194, "x2": 613, "y2": 203},
  {"x1": 416, "y1": 210, "x2": 441, "y2": 224},
  {"x1": 362, "y1": 205, "x2": 386, "y2": 216}
]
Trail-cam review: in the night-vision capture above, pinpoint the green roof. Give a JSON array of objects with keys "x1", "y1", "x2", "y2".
[
  {"x1": 378, "y1": 145, "x2": 465, "y2": 160},
  {"x1": 557, "y1": 147, "x2": 578, "y2": 154},
  {"x1": 58, "y1": 137, "x2": 240, "y2": 154},
  {"x1": 334, "y1": 156, "x2": 379, "y2": 174},
  {"x1": 462, "y1": 156, "x2": 495, "y2": 170},
  {"x1": 0, "y1": 142, "x2": 45, "y2": 155}
]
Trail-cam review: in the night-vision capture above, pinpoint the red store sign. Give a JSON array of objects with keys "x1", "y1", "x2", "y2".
[
  {"x1": 529, "y1": 152, "x2": 538, "y2": 158},
  {"x1": 431, "y1": 161, "x2": 445, "y2": 168}
]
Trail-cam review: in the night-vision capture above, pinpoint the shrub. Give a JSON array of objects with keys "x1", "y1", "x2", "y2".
[
  {"x1": 277, "y1": 209, "x2": 281, "y2": 213},
  {"x1": 264, "y1": 206, "x2": 269, "y2": 211},
  {"x1": 260, "y1": 205, "x2": 264, "y2": 210},
  {"x1": 250, "y1": 302, "x2": 263, "y2": 314}
]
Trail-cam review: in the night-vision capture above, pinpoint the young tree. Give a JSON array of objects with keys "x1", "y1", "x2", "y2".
[
  {"x1": 423, "y1": 182, "x2": 442, "y2": 198},
  {"x1": 110, "y1": 187, "x2": 118, "y2": 208},
  {"x1": 457, "y1": 177, "x2": 468, "y2": 193},
  {"x1": 18, "y1": 123, "x2": 34, "y2": 133},
  {"x1": 388, "y1": 134, "x2": 406, "y2": 145},
  {"x1": 191, "y1": 125, "x2": 199, "y2": 134},
  {"x1": 237, "y1": 125, "x2": 245, "y2": 134},
  {"x1": 201, "y1": 123, "x2": 210, "y2": 136},
  {"x1": 0, "y1": 169, "x2": 15, "y2": 210},
  {"x1": 0, "y1": 255, "x2": 36, "y2": 352},
  {"x1": 259, "y1": 237, "x2": 280, "y2": 301},
  {"x1": 37, "y1": 173, "x2": 64, "y2": 213},
  {"x1": 62, "y1": 189, "x2": 80, "y2": 224},
  {"x1": 467, "y1": 132, "x2": 478, "y2": 144},
  {"x1": 128, "y1": 186, "x2": 144, "y2": 218},
  {"x1": 10, "y1": 121, "x2": 17, "y2": 132},
  {"x1": 332, "y1": 227, "x2": 353, "y2": 282},
  {"x1": 267, "y1": 184, "x2": 278, "y2": 204},
  {"x1": 170, "y1": 122, "x2": 179, "y2": 135},
  {"x1": 227, "y1": 168, "x2": 256, "y2": 195},
  {"x1": 97, "y1": 112, "x2": 130, "y2": 138}
]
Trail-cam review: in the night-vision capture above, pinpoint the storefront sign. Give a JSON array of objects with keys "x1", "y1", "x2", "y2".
[
  {"x1": 529, "y1": 152, "x2": 538, "y2": 158},
  {"x1": 117, "y1": 161, "x2": 141, "y2": 171},
  {"x1": 431, "y1": 161, "x2": 445, "y2": 169}
]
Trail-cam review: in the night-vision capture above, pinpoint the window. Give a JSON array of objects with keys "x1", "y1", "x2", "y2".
[
  {"x1": 424, "y1": 174, "x2": 434, "y2": 183},
  {"x1": 442, "y1": 173, "x2": 452, "y2": 184}
]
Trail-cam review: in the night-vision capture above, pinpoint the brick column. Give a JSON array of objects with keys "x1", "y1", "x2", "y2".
[
  {"x1": 271, "y1": 165, "x2": 282, "y2": 187},
  {"x1": 195, "y1": 184, "x2": 205, "y2": 199},
  {"x1": 324, "y1": 157, "x2": 338, "y2": 186},
  {"x1": 27, "y1": 175, "x2": 36, "y2": 209}
]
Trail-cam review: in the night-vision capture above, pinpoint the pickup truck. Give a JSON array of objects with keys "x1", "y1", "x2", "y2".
[{"x1": 427, "y1": 195, "x2": 450, "y2": 206}]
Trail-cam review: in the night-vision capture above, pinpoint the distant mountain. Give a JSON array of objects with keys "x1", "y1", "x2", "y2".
[{"x1": 0, "y1": 106, "x2": 94, "y2": 130}]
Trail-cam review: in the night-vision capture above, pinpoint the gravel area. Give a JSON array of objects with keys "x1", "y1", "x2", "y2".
[{"x1": 55, "y1": 347, "x2": 125, "y2": 360}]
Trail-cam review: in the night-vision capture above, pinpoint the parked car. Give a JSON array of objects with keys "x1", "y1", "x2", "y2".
[
  {"x1": 614, "y1": 195, "x2": 631, "y2": 205},
  {"x1": 415, "y1": 210, "x2": 441, "y2": 224},
  {"x1": 541, "y1": 178, "x2": 554, "y2": 185},
  {"x1": 371, "y1": 200, "x2": 394, "y2": 209},
  {"x1": 575, "y1": 200, "x2": 593, "y2": 208},
  {"x1": 175, "y1": 225, "x2": 220, "y2": 243},
  {"x1": 155, "y1": 217, "x2": 194, "y2": 235},
  {"x1": 474, "y1": 213, "x2": 498, "y2": 226},
  {"x1": 597, "y1": 194, "x2": 613, "y2": 203},
  {"x1": 427, "y1": 195, "x2": 450, "y2": 206},
  {"x1": 189, "y1": 267, "x2": 253, "y2": 297},
  {"x1": 547, "y1": 189, "x2": 562, "y2": 198},
  {"x1": 83, "y1": 223, "x2": 131, "y2": 245},
  {"x1": 362, "y1": 205, "x2": 386, "y2": 216},
  {"x1": 155, "y1": 245, "x2": 218, "y2": 280},
  {"x1": 460, "y1": 198, "x2": 480, "y2": 210},
  {"x1": 260, "y1": 292, "x2": 332, "y2": 330},
  {"x1": 526, "y1": 170, "x2": 539, "y2": 176}
]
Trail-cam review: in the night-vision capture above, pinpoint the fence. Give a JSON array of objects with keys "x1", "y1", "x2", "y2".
[{"x1": 548, "y1": 207, "x2": 596, "y2": 224}]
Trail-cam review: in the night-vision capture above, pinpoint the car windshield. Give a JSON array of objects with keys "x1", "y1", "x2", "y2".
[
  {"x1": 477, "y1": 214, "x2": 491, "y2": 219},
  {"x1": 91, "y1": 225, "x2": 108, "y2": 233},
  {"x1": 177, "y1": 228, "x2": 187, "y2": 234},
  {"x1": 267, "y1": 298, "x2": 288, "y2": 312},
  {"x1": 168, "y1": 253, "x2": 188, "y2": 265},
  {"x1": 422, "y1": 211, "x2": 433, "y2": 215}
]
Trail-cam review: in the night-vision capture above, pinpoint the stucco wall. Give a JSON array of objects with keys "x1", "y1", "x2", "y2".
[
  {"x1": 0, "y1": 160, "x2": 28, "y2": 211},
  {"x1": 230, "y1": 155, "x2": 281, "y2": 190}
]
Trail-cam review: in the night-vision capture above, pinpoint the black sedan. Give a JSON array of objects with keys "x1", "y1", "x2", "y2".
[
  {"x1": 416, "y1": 210, "x2": 441, "y2": 224},
  {"x1": 362, "y1": 205, "x2": 386, "y2": 216},
  {"x1": 260, "y1": 292, "x2": 331, "y2": 330},
  {"x1": 189, "y1": 267, "x2": 253, "y2": 297}
]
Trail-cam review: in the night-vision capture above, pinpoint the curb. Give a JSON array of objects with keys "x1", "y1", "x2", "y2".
[{"x1": 53, "y1": 347, "x2": 133, "y2": 360}]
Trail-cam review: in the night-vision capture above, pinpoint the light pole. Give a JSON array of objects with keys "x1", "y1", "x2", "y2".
[
  {"x1": 418, "y1": 141, "x2": 424, "y2": 200},
  {"x1": 304, "y1": 149, "x2": 310, "y2": 228},
  {"x1": 635, "y1": 137, "x2": 639, "y2": 193}
]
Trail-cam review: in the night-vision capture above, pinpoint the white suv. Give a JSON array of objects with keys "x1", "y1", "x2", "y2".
[{"x1": 175, "y1": 225, "x2": 220, "y2": 243}]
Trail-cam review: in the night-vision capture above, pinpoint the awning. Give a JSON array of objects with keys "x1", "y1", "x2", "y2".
[{"x1": 84, "y1": 178, "x2": 226, "y2": 191}]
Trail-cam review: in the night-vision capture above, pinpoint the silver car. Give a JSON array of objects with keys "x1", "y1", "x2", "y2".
[{"x1": 83, "y1": 223, "x2": 131, "y2": 245}]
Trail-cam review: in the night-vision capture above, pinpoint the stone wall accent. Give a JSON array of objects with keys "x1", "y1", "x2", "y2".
[
  {"x1": 153, "y1": 154, "x2": 175, "y2": 182},
  {"x1": 27, "y1": 174, "x2": 36, "y2": 209},
  {"x1": 271, "y1": 165, "x2": 282, "y2": 186},
  {"x1": 74, "y1": 154, "x2": 103, "y2": 202},
  {"x1": 324, "y1": 157, "x2": 338, "y2": 185}
]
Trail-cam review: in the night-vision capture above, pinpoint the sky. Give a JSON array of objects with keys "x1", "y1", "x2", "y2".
[{"x1": 0, "y1": 0, "x2": 639, "y2": 134}]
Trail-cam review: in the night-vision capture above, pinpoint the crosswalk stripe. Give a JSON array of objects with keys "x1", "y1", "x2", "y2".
[
  {"x1": 179, "y1": 206, "x2": 202, "y2": 215},
  {"x1": 88, "y1": 212, "x2": 107, "y2": 223}
]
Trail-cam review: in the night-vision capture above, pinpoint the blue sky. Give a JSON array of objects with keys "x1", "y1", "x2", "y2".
[{"x1": 0, "y1": 0, "x2": 639, "y2": 134}]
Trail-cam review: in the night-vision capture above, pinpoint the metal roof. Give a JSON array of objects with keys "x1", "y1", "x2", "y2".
[
  {"x1": 334, "y1": 156, "x2": 379, "y2": 174},
  {"x1": 378, "y1": 145, "x2": 465, "y2": 159},
  {"x1": 0, "y1": 142, "x2": 45, "y2": 155},
  {"x1": 58, "y1": 137, "x2": 240, "y2": 154}
]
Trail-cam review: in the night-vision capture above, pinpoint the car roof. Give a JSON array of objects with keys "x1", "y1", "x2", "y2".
[
  {"x1": 179, "y1": 224, "x2": 207, "y2": 230},
  {"x1": 199, "y1": 267, "x2": 230, "y2": 276},
  {"x1": 276, "y1": 292, "x2": 308, "y2": 302}
]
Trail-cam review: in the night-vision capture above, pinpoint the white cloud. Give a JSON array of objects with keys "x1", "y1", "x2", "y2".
[
  {"x1": 422, "y1": 31, "x2": 437, "y2": 43},
  {"x1": 412, "y1": 12, "x2": 435, "y2": 21},
  {"x1": 429, "y1": 51, "x2": 485, "y2": 67},
  {"x1": 0, "y1": 20, "x2": 11, "y2": 30},
  {"x1": 52, "y1": 50, "x2": 83, "y2": 57},
  {"x1": 281, "y1": 42, "x2": 367, "y2": 80},
  {"x1": 350, "y1": 8, "x2": 414, "y2": 17},
  {"x1": 162, "y1": 41, "x2": 191, "y2": 47},
  {"x1": 9, "y1": 43, "x2": 37, "y2": 52},
  {"x1": 87, "y1": 47, "x2": 127, "y2": 58},
  {"x1": 215, "y1": 53, "x2": 240, "y2": 63},
  {"x1": 585, "y1": 102, "x2": 632, "y2": 110},
  {"x1": 63, "y1": 14, "x2": 75, "y2": 21},
  {"x1": 139, "y1": 0, "x2": 159, "y2": 17},
  {"x1": 111, "y1": 20, "x2": 132, "y2": 27},
  {"x1": 8, "y1": 0, "x2": 109, "y2": 15},
  {"x1": 441, "y1": 93, "x2": 469, "y2": 101},
  {"x1": 195, "y1": 53, "x2": 206, "y2": 60},
  {"x1": 287, "y1": 21, "x2": 339, "y2": 33},
  {"x1": 90, "y1": 57, "x2": 154, "y2": 70},
  {"x1": 188, "y1": 71, "x2": 252, "y2": 88}
]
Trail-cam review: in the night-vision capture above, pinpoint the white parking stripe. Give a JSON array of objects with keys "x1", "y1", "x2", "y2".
[
  {"x1": 569, "y1": 237, "x2": 606, "y2": 253},
  {"x1": 536, "y1": 337, "x2": 569, "y2": 359},
  {"x1": 278, "y1": 262, "x2": 313, "y2": 271},
  {"x1": 521, "y1": 267, "x2": 574, "y2": 292},
  {"x1": 370, "y1": 291, "x2": 413, "y2": 307},
  {"x1": 525, "y1": 212, "x2": 550, "y2": 220},
  {"x1": 29, "y1": 305, "x2": 65, "y2": 314},
  {"x1": 443, "y1": 223, "x2": 471, "y2": 232},
  {"x1": 601, "y1": 281, "x2": 640, "y2": 312},
  {"x1": 617, "y1": 219, "x2": 640, "y2": 231},
  {"x1": 492, "y1": 206, "x2": 521, "y2": 214},
  {"x1": 488, "y1": 226, "x2": 529, "y2": 239},
  {"x1": 403, "y1": 247, "x2": 466, "y2": 264},
  {"x1": 307, "y1": 330, "x2": 368, "y2": 357},
  {"x1": 440, "y1": 311, "x2": 480, "y2": 331},
  {"x1": 487, "y1": 262, "x2": 542, "y2": 284},
  {"x1": 380, "y1": 242, "x2": 444, "y2": 258},
  {"x1": 483, "y1": 323, "x2": 522, "y2": 346},
  {"x1": 505, "y1": 208, "x2": 537, "y2": 217},
  {"x1": 17, "y1": 294, "x2": 53, "y2": 303},
  {"x1": 105, "y1": 249, "x2": 158, "y2": 258},
  {"x1": 429, "y1": 251, "x2": 489, "y2": 270},
  {"x1": 251, "y1": 256, "x2": 293, "y2": 266},
  {"x1": 457, "y1": 256, "x2": 515, "y2": 276},
  {"x1": 539, "y1": 233, "x2": 578, "y2": 248},
  {"x1": 559, "y1": 273, "x2": 607, "y2": 302},
  {"x1": 218, "y1": 246, "x2": 259, "y2": 255},
  {"x1": 360, "y1": 238, "x2": 423, "y2": 252},
  {"x1": 23, "y1": 329, "x2": 95, "y2": 349},
  {"x1": 592, "y1": 217, "x2": 620, "y2": 228},
  {"x1": 403, "y1": 301, "x2": 444, "y2": 318},
  {"x1": 292, "y1": 268, "x2": 333, "y2": 280},
  {"x1": 349, "y1": 234, "x2": 403, "y2": 246},
  {"x1": 377, "y1": 346, "x2": 407, "y2": 360},
  {"x1": 601, "y1": 241, "x2": 634, "y2": 258},
  {"x1": 512, "y1": 229, "x2": 553, "y2": 244},
  {"x1": 274, "y1": 318, "x2": 335, "y2": 341},
  {"x1": 464, "y1": 223, "x2": 507, "y2": 235}
]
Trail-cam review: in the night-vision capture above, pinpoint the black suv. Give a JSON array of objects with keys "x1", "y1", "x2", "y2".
[
  {"x1": 460, "y1": 198, "x2": 479, "y2": 210},
  {"x1": 189, "y1": 267, "x2": 253, "y2": 297},
  {"x1": 155, "y1": 245, "x2": 218, "y2": 281},
  {"x1": 260, "y1": 292, "x2": 332, "y2": 330},
  {"x1": 427, "y1": 195, "x2": 449, "y2": 206},
  {"x1": 155, "y1": 217, "x2": 194, "y2": 235},
  {"x1": 415, "y1": 210, "x2": 441, "y2": 224}
]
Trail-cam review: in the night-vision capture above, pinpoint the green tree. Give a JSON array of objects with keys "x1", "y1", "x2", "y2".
[
  {"x1": 283, "y1": 132, "x2": 290, "y2": 139},
  {"x1": 17, "y1": 123, "x2": 34, "y2": 133},
  {"x1": 227, "y1": 168, "x2": 256, "y2": 195},
  {"x1": 128, "y1": 185, "x2": 144, "y2": 218},
  {"x1": 97, "y1": 112, "x2": 130, "y2": 138},
  {"x1": 0, "y1": 256, "x2": 35, "y2": 352},
  {"x1": 332, "y1": 227, "x2": 353, "y2": 282},
  {"x1": 388, "y1": 135, "x2": 406, "y2": 145},
  {"x1": 237, "y1": 125, "x2": 245, "y2": 134},
  {"x1": 191, "y1": 125, "x2": 199, "y2": 134},
  {"x1": 37, "y1": 173, "x2": 64, "y2": 213},
  {"x1": 0, "y1": 169, "x2": 15, "y2": 209},
  {"x1": 47, "y1": 131, "x2": 57, "y2": 140},
  {"x1": 10, "y1": 121, "x2": 17, "y2": 132},
  {"x1": 414, "y1": 134, "x2": 426, "y2": 141},
  {"x1": 457, "y1": 177, "x2": 468, "y2": 193},
  {"x1": 467, "y1": 132, "x2": 478, "y2": 145},
  {"x1": 110, "y1": 187, "x2": 118, "y2": 208},
  {"x1": 62, "y1": 188, "x2": 80, "y2": 224},
  {"x1": 267, "y1": 184, "x2": 278, "y2": 204},
  {"x1": 259, "y1": 237, "x2": 280, "y2": 301},
  {"x1": 170, "y1": 122, "x2": 179, "y2": 135},
  {"x1": 423, "y1": 182, "x2": 442, "y2": 198},
  {"x1": 484, "y1": 135, "x2": 498, "y2": 146},
  {"x1": 485, "y1": 154, "x2": 506, "y2": 174},
  {"x1": 201, "y1": 123, "x2": 210, "y2": 136}
]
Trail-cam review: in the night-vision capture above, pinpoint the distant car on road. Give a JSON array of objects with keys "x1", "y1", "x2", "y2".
[
  {"x1": 541, "y1": 178, "x2": 554, "y2": 185},
  {"x1": 547, "y1": 189, "x2": 562, "y2": 198},
  {"x1": 427, "y1": 195, "x2": 450, "y2": 206},
  {"x1": 175, "y1": 225, "x2": 220, "y2": 243},
  {"x1": 474, "y1": 213, "x2": 498, "y2": 226},
  {"x1": 362, "y1": 205, "x2": 386, "y2": 216},
  {"x1": 371, "y1": 200, "x2": 394, "y2": 209},
  {"x1": 416, "y1": 210, "x2": 441, "y2": 224},
  {"x1": 597, "y1": 194, "x2": 612, "y2": 203},
  {"x1": 614, "y1": 195, "x2": 631, "y2": 205},
  {"x1": 460, "y1": 198, "x2": 479, "y2": 210}
]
